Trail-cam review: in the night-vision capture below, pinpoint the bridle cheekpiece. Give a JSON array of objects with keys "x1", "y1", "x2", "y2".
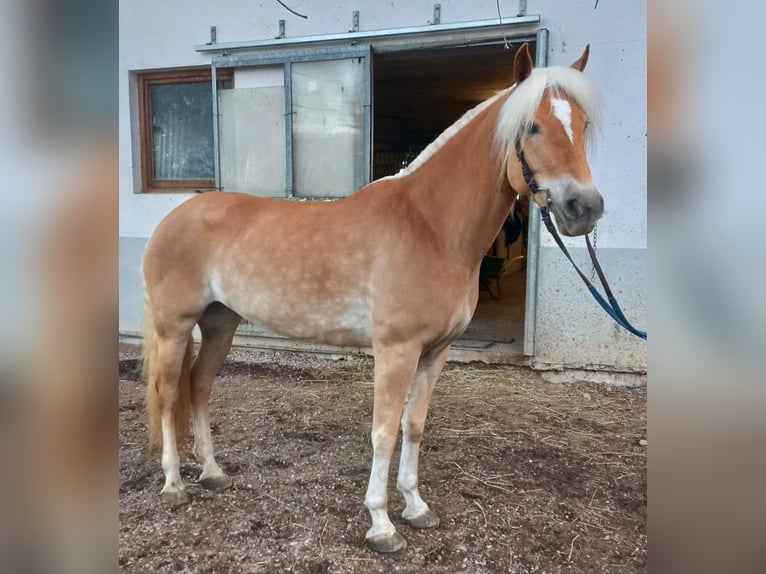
[{"x1": 514, "y1": 137, "x2": 549, "y2": 205}]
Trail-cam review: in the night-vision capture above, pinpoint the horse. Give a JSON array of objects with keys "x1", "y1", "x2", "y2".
[{"x1": 141, "y1": 42, "x2": 602, "y2": 553}]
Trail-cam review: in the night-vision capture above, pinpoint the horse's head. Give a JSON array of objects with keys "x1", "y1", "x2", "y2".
[{"x1": 497, "y1": 43, "x2": 602, "y2": 236}]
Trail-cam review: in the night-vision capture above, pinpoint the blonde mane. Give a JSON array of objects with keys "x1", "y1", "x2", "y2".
[
  {"x1": 384, "y1": 66, "x2": 601, "y2": 179},
  {"x1": 388, "y1": 65, "x2": 601, "y2": 180},
  {"x1": 391, "y1": 87, "x2": 512, "y2": 178},
  {"x1": 494, "y1": 66, "x2": 601, "y2": 165}
]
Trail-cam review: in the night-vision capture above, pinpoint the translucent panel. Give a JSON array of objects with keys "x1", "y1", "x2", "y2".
[
  {"x1": 292, "y1": 58, "x2": 365, "y2": 198},
  {"x1": 218, "y1": 85, "x2": 286, "y2": 197},
  {"x1": 235, "y1": 65, "x2": 284, "y2": 88},
  {"x1": 150, "y1": 81, "x2": 214, "y2": 180}
]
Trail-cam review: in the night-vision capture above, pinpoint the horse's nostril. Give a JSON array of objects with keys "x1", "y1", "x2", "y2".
[
  {"x1": 566, "y1": 197, "x2": 580, "y2": 218},
  {"x1": 562, "y1": 189, "x2": 602, "y2": 220}
]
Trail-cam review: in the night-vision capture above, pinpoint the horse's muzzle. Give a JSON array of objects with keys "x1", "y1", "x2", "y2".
[{"x1": 550, "y1": 183, "x2": 604, "y2": 236}]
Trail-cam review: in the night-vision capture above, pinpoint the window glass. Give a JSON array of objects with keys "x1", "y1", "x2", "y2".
[
  {"x1": 292, "y1": 59, "x2": 366, "y2": 198},
  {"x1": 150, "y1": 81, "x2": 214, "y2": 181},
  {"x1": 219, "y1": 85, "x2": 286, "y2": 197}
]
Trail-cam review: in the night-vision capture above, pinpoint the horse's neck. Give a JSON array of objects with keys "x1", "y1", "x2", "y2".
[{"x1": 403, "y1": 97, "x2": 516, "y2": 268}]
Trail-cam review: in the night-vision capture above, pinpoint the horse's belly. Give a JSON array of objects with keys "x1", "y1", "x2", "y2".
[{"x1": 220, "y1": 287, "x2": 373, "y2": 347}]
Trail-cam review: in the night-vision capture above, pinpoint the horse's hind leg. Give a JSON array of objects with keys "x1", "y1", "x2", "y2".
[
  {"x1": 397, "y1": 346, "x2": 450, "y2": 529},
  {"x1": 191, "y1": 303, "x2": 241, "y2": 490},
  {"x1": 155, "y1": 323, "x2": 196, "y2": 505}
]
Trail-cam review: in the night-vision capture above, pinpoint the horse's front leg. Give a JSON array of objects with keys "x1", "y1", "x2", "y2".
[
  {"x1": 365, "y1": 343, "x2": 420, "y2": 553},
  {"x1": 396, "y1": 346, "x2": 449, "y2": 529}
]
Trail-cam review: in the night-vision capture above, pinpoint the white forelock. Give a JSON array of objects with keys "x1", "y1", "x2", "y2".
[{"x1": 494, "y1": 66, "x2": 601, "y2": 165}]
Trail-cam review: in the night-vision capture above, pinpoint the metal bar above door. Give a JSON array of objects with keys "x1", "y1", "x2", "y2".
[{"x1": 197, "y1": 15, "x2": 540, "y2": 53}]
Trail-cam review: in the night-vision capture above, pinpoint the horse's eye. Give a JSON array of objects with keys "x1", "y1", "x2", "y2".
[
  {"x1": 527, "y1": 122, "x2": 540, "y2": 136},
  {"x1": 584, "y1": 120, "x2": 591, "y2": 131}
]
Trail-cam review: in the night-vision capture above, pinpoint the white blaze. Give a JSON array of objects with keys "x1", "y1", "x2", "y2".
[{"x1": 551, "y1": 98, "x2": 574, "y2": 144}]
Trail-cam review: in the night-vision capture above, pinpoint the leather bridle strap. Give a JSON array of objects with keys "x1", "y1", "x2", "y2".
[
  {"x1": 539, "y1": 206, "x2": 647, "y2": 340},
  {"x1": 515, "y1": 138, "x2": 548, "y2": 198},
  {"x1": 516, "y1": 136, "x2": 646, "y2": 340}
]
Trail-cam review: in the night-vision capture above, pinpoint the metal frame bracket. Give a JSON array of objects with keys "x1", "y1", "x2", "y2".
[
  {"x1": 518, "y1": 0, "x2": 527, "y2": 17},
  {"x1": 432, "y1": 4, "x2": 441, "y2": 25},
  {"x1": 277, "y1": 19, "x2": 286, "y2": 39},
  {"x1": 352, "y1": 10, "x2": 359, "y2": 32},
  {"x1": 197, "y1": 14, "x2": 541, "y2": 53},
  {"x1": 523, "y1": 27, "x2": 549, "y2": 357},
  {"x1": 208, "y1": 26, "x2": 217, "y2": 45}
]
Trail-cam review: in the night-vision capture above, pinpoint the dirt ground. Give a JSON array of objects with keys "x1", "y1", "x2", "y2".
[{"x1": 119, "y1": 347, "x2": 646, "y2": 573}]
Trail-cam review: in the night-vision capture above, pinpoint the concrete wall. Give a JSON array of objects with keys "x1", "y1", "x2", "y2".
[
  {"x1": 119, "y1": 237, "x2": 147, "y2": 336},
  {"x1": 534, "y1": 247, "x2": 647, "y2": 371},
  {"x1": 119, "y1": 0, "x2": 646, "y2": 369},
  {"x1": 529, "y1": 1, "x2": 646, "y2": 370}
]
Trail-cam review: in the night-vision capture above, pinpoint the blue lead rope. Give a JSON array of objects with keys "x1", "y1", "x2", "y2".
[
  {"x1": 541, "y1": 208, "x2": 647, "y2": 340},
  {"x1": 586, "y1": 285, "x2": 647, "y2": 339}
]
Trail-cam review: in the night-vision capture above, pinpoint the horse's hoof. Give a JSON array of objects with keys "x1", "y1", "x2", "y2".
[
  {"x1": 160, "y1": 489, "x2": 190, "y2": 506},
  {"x1": 199, "y1": 475, "x2": 233, "y2": 491},
  {"x1": 404, "y1": 509, "x2": 440, "y2": 529},
  {"x1": 366, "y1": 532, "x2": 407, "y2": 553}
]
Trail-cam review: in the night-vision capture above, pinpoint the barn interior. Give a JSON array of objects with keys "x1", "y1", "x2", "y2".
[{"x1": 373, "y1": 42, "x2": 534, "y2": 353}]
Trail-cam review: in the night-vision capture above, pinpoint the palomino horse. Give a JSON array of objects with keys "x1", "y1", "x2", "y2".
[{"x1": 142, "y1": 43, "x2": 602, "y2": 553}]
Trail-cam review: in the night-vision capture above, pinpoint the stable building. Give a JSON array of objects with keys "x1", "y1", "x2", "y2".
[{"x1": 119, "y1": 1, "x2": 646, "y2": 380}]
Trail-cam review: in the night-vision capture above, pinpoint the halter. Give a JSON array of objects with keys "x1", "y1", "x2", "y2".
[
  {"x1": 514, "y1": 137, "x2": 647, "y2": 340},
  {"x1": 514, "y1": 138, "x2": 549, "y2": 200}
]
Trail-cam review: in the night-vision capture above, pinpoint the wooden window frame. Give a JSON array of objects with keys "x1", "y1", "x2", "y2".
[{"x1": 138, "y1": 68, "x2": 233, "y2": 192}]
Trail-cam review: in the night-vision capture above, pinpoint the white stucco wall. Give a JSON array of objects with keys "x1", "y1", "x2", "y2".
[{"x1": 119, "y1": 0, "x2": 646, "y2": 369}]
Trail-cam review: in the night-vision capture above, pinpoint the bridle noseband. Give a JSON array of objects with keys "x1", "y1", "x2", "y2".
[{"x1": 513, "y1": 137, "x2": 647, "y2": 340}]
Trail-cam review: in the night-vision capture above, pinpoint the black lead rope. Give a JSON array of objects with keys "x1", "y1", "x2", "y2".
[
  {"x1": 515, "y1": 138, "x2": 647, "y2": 340},
  {"x1": 540, "y1": 208, "x2": 647, "y2": 340}
]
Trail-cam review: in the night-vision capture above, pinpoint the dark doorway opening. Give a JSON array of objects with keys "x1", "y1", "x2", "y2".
[{"x1": 373, "y1": 43, "x2": 535, "y2": 354}]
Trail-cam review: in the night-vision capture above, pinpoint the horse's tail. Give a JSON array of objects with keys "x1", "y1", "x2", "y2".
[{"x1": 142, "y1": 288, "x2": 193, "y2": 452}]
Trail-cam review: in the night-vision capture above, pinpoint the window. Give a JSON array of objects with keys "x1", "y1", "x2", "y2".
[
  {"x1": 291, "y1": 58, "x2": 366, "y2": 198},
  {"x1": 138, "y1": 68, "x2": 232, "y2": 191},
  {"x1": 218, "y1": 67, "x2": 287, "y2": 198},
  {"x1": 212, "y1": 46, "x2": 372, "y2": 199}
]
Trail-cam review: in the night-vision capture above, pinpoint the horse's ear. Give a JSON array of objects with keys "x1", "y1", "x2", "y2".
[
  {"x1": 513, "y1": 43, "x2": 534, "y2": 84},
  {"x1": 571, "y1": 44, "x2": 590, "y2": 72}
]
